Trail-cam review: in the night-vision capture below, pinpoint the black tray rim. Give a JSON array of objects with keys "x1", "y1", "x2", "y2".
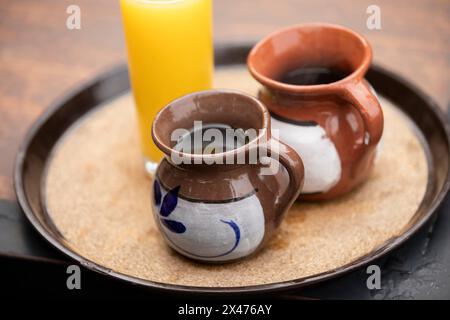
[{"x1": 14, "y1": 43, "x2": 450, "y2": 295}]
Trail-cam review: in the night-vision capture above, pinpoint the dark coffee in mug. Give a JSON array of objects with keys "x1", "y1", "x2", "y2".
[
  {"x1": 279, "y1": 67, "x2": 348, "y2": 85},
  {"x1": 174, "y1": 123, "x2": 248, "y2": 155}
]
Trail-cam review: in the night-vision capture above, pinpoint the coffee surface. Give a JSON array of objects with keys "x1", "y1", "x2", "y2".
[
  {"x1": 174, "y1": 124, "x2": 247, "y2": 155},
  {"x1": 279, "y1": 67, "x2": 348, "y2": 85}
]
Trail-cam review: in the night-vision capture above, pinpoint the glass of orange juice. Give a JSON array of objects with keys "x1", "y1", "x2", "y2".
[{"x1": 120, "y1": 0, "x2": 213, "y2": 174}]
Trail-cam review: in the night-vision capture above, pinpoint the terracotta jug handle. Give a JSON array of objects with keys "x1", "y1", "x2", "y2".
[
  {"x1": 337, "y1": 81, "x2": 383, "y2": 150},
  {"x1": 265, "y1": 138, "x2": 304, "y2": 223}
]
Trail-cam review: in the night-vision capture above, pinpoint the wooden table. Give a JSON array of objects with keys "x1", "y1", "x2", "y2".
[{"x1": 0, "y1": 0, "x2": 449, "y2": 299}]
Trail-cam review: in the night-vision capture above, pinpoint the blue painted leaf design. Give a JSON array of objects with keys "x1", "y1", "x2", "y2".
[
  {"x1": 153, "y1": 180, "x2": 162, "y2": 206},
  {"x1": 161, "y1": 218, "x2": 186, "y2": 233},
  {"x1": 219, "y1": 219, "x2": 240, "y2": 255},
  {"x1": 160, "y1": 186, "x2": 180, "y2": 217},
  {"x1": 162, "y1": 219, "x2": 241, "y2": 258}
]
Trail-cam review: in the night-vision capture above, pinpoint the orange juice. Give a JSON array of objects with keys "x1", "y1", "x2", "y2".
[{"x1": 120, "y1": 0, "x2": 213, "y2": 171}]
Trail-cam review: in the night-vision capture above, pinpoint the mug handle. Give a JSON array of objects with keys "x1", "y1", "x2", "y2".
[
  {"x1": 265, "y1": 138, "x2": 304, "y2": 224},
  {"x1": 337, "y1": 81, "x2": 383, "y2": 154}
]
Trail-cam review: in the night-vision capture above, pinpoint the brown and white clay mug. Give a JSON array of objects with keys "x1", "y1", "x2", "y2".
[
  {"x1": 248, "y1": 23, "x2": 384, "y2": 200},
  {"x1": 151, "y1": 89, "x2": 304, "y2": 262}
]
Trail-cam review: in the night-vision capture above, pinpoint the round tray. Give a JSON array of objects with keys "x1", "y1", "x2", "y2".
[{"x1": 14, "y1": 44, "x2": 450, "y2": 295}]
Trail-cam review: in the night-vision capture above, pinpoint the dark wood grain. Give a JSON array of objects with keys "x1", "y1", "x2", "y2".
[{"x1": 1, "y1": 0, "x2": 449, "y2": 201}]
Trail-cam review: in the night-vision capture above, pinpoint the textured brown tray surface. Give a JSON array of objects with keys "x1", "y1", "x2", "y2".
[{"x1": 44, "y1": 67, "x2": 427, "y2": 287}]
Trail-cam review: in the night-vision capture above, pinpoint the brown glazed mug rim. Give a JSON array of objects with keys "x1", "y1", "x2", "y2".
[
  {"x1": 247, "y1": 23, "x2": 372, "y2": 95},
  {"x1": 152, "y1": 89, "x2": 270, "y2": 163}
]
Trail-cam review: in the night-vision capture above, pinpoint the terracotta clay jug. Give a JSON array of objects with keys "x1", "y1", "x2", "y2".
[{"x1": 248, "y1": 24, "x2": 384, "y2": 200}]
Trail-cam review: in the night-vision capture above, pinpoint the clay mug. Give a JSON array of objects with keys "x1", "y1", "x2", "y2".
[
  {"x1": 151, "y1": 89, "x2": 304, "y2": 262},
  {"x1": 248, "y1": 23, "x2": 384, "y2": 200}
]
